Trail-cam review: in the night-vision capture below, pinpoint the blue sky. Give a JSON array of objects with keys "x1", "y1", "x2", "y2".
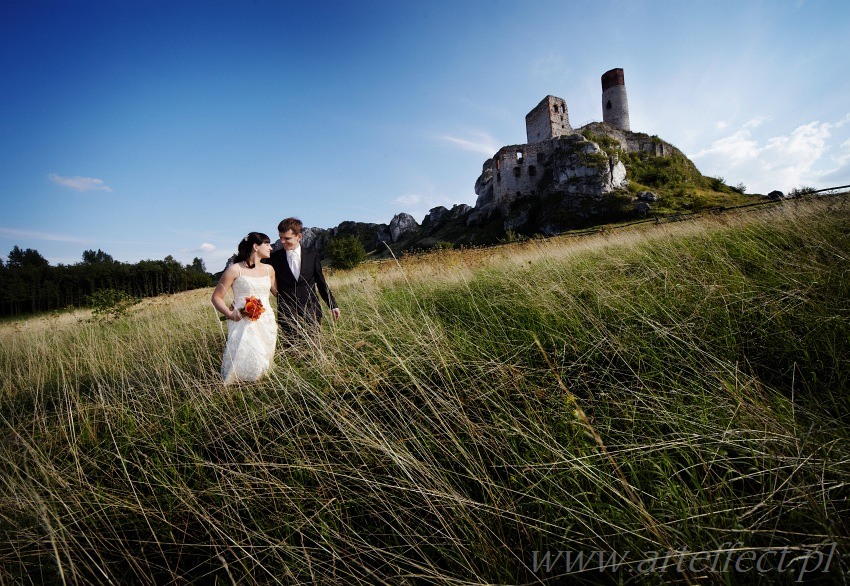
[{"x1": 1, "y1": 0, "x2": 848, "y2": 269}]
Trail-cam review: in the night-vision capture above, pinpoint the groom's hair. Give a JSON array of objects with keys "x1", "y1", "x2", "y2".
[{"x1": 278, "y1": 217, "x2": 303, "y2": 235}]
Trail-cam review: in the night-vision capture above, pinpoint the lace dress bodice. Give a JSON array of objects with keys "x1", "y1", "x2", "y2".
[{"x1": 231, "y1": 273, "x2": 272, "y2": 311}]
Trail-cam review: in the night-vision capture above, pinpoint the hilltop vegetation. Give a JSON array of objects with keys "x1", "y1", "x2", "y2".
[{"x1": 1, "y1": 197, "x2": 848, "y2": 583}]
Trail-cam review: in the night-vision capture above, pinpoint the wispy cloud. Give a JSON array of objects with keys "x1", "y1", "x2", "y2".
[
  {"x1": 693, "y1": 117, "x2": 843, "y2": 192},
  {"x1": 48, "y1": 173, "x2": 113, "y2": 192},
  {"x1": 834, "y1": 138, "x2": 850, "y2": 167},
  {"x1": 694, "y1": 130, "x2": 760, "y2": 160},
  {"x1": 0, "y1": 226, "x2": 90, "y2": 244},
  {"x1": 743, "y1": 116, "x2": 772, "y2": 129},
  {"x1": 530, "y1": 52, "x2": 566, "y2": 79},
  {"x1": 434, "y1": 131, "x2": 501, "y2": 157},
  {"x1": 394, "y1": 193, "x2": 422, "y2": 206}
]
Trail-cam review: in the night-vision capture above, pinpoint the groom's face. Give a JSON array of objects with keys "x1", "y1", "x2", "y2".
[{"x1": 279, "y1": 229, "x2": 302, "y2": 251}]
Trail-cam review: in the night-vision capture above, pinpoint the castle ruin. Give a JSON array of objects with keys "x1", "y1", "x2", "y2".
[
  {"x1": 601, "y1": 68, "x2": 630, "y2": 131},
  {"x1": 474, "y1": 68, "x2": 633, "y2": 214}
]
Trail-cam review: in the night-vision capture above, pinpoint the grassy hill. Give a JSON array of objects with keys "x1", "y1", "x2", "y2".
[{"x1": 2, "y1": 197, "x2": 848, "y2": 584}]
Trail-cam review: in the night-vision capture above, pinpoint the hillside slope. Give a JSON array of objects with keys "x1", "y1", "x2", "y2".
[{"x1": 2, "y1": 198, "x2": 848, "y2": 584}]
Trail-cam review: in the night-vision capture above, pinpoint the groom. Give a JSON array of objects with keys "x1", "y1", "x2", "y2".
[{"x1": 267, "y1": 217, "x2": 340, "y2": 342}]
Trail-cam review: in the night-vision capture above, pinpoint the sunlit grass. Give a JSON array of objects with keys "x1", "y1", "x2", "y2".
[{"x1": 2, "y1": 198, "x2": 848, "y2": 584}]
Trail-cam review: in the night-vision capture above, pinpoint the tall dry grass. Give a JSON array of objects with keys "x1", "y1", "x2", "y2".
[{"x1": 2, "y1": 198, "x2": 848, "y2": 584}]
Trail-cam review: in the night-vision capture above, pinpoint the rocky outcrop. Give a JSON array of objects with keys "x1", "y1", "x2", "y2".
[
  {"x1": 300, "y1": 227, "x2": 327, "y2": 250},
  {"x1": 389, "y1": 213, "x2": 419, "y2": 243},
  {"x1": 470, "y1": 130, "x2": 630, "y2": 230},
  {"x1": 580, "y1": 122, "x2": 680, "y2": 157},
  {"x1": 421, "y1": 204, "x2": 473, "y2": 236}
]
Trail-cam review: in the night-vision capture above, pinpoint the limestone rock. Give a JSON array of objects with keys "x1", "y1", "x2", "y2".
[
  {"x1": 300, "y1": 227, "x2": 323, "y2": 250},
  {"x1": 634, "y1": 201, "x2": 651, "y2": 215},
  {"x1": 424, "y1": 206, "x2": 450, "y2": 226},
  {"x1": 450, "y1": 204, "x2": 472, "y2": 219},
  {"x1": 389, "y1": 213, "x2": 419, "y2": 243}
]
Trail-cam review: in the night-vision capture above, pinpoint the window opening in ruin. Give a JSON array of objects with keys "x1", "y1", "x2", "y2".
[
  {"x1": 528, "y1": 165, "x2": 536, "y2": 177},
  {"x1": 606, "y1": 100, "x2": 612, "y2": 110},
  {"x1": 497, "y1": 173, "x2": 501, "y2": 182},
  {"x1": 516, "y1": 151, "x2": 523, "y2": 162},
  {"x1": 513, "y1": 166, "x2": 521, "y2": 177},
  {"x1": 553, "y1": 105, "x2": 559, "y2": 113}
]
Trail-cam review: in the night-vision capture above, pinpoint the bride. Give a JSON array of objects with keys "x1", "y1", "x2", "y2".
[{"x1": 211, "y1": 232, "x2": 278, "y2": 384}]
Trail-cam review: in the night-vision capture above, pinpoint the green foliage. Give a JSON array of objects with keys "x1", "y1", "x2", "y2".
[
  {"x1": 621, "y1": 150, "x2": 705, "y2": 188},
  {"x1": 0, "y1": 245, "x2": 214, "y2": 318},
  {"x1": 326, "y1": 235, "x2": 367, "y2": 269},
  {"x1": 789, "y1": 185, "x2": 817, "y2": 197},
  {"x1": 580, "y1": 128, "x2": 621, "y2": 152},
  {"x1": 499, "y1": 229, "x2": 527, "y2": 243},
  {"x1": 188, "y1": 257, "x2": 206, "y2": 273},
  {"x1": 82, "y1": 249, "x2": 115, "y2": 264},
  {"x1": 6, "y1": 245, "x2": 49, "y2": 268},
  {"x1": 709, "y1": 175, "x2": 727, "y2": 190},
  {"x1": 86, "y1": 288, "x2": 140, "y2": 319}
]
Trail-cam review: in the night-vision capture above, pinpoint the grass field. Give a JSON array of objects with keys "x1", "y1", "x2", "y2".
[{"x1": 2, "y1": 197, "x2": 848, "y2": 584}]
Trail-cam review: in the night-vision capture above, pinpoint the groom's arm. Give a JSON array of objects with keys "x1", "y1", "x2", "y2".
[{"x1": 312, "y1": 254, "x2": 340, "y2": 319}]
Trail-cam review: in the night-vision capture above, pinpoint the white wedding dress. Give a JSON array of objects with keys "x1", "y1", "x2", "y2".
[{"x1": 221, "y1": 266, "x2": 277, "y2": 384}]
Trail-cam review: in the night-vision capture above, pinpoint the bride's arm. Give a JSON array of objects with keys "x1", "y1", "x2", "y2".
[
  {"x1": 211, "y1": 266, "x2": 242, "y2": 321},
  {"x1": 268, "y1": 266, "x2": 278, "y2": 297}
]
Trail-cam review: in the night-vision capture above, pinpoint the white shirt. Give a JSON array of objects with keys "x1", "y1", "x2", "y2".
[{"x1": 287, "y1": 246, "x2": 301, "y2": 280}]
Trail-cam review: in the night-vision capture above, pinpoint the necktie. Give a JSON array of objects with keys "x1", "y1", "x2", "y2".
[{"x1": 289, "y1": 251, "x2": 300, "y2": 280}]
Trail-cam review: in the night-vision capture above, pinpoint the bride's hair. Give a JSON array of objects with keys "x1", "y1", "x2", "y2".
[{"x1": 235, "y1": 232, "x2": 270, "y2": 265}]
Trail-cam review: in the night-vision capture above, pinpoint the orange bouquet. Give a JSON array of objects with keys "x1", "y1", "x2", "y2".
[
  {"x1": 221, "y1": 296, "x2": 266, "y2": 321},
  {"x1": 240, "y1": 296, "x2": 265, "y2": 321}
]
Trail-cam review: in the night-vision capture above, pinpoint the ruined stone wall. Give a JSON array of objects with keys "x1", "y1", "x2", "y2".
[
  {"x1": 488, "y1": 143, "x2": 549, "y2": 207},
  {"x1": 525, "y1": 96, "x2": 571, "y2": 144}
]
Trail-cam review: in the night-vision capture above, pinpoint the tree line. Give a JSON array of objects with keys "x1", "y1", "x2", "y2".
[{"x1": 0, "y1": 246, "x2": 214, "y2": 317}]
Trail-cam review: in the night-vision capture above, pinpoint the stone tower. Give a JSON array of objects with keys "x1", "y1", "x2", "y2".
[
  {"x1": 601, "y1": 68, "x2": 630, "y2": 131},
  {"x1": 525, "y1": 95, "x2": 571, "y2": 144}
]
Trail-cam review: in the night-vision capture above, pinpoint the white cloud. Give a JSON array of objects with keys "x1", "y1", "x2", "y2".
[
  {"x1": 761, "y1": 121, "x2": 831, "y2": 170},
  {"x1": 714, "y1": 121, "x2": 729, "y2": 130},
  {"x1": 834, "y1": 138, "x2": 850, "y2": 166},
  {"x1": 394, "y1": 193, "x2": 421, "y2": 206},
  {"x1": 48, "y1": 173, "x2": 112, "y2": 192},
  {"x1": 434, "y1": 131, "x2": 501, "y2": 157},
  {"x1": 743, "y1": 116, "x2": 772, "y2": 129},
  {"x1": 198, "y1": 242, "x2": 215, "y2": 252},
  {"x1": 691, "y1": 117, "x2": 848, "y2": 193},
  {"x1": 694, "y1": 129, "x2": 760, "y2": 160}
]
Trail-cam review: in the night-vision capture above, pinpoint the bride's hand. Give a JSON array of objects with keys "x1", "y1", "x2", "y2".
[{"x1": 228, "y1": 309, "x2": 242, "y2": 321}]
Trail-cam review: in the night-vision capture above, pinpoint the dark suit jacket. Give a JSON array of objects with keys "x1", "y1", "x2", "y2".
[{"x1": 266, "y1": 247, "x2": 337, "y2": 325}]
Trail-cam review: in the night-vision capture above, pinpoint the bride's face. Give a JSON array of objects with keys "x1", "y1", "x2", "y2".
[{"x1": 255, "y1": 241, "x2": 272, "y2": 259}]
